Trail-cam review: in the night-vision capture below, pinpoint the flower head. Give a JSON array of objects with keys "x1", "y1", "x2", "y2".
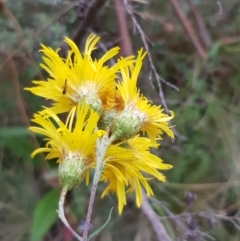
[
  {"x1": 101, "y1": 136, "x2": 172, "y2": 214},
  {"x1": 27, "y1": 34, "x2": 174, "y2": 215},
  {"x1": 111, "y1": 49, "x2": 174, "y2": 142},
  {"x1": 25, "y1": 35, "x2": 121, "y2": 116},
  {"x1": 29, "y1": 104, "x2": 105, "y2": 189}
]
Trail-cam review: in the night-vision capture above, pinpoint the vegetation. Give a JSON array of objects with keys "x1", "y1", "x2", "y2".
[{"x1": 1, "y1": 0, "x2": 240, "y2": 240}]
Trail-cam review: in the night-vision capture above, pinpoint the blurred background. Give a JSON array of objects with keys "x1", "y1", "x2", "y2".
[{"x1": 1, "y1": 0, "x2": 240, "y2": 240}]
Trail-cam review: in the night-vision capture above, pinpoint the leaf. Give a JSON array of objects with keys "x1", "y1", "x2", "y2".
[
  {"x1": 88, "y1": 207, "x2": 114, "y2": 241},
  {"x1": 31, "y1": 189, "x2": 59, "y2": 241}
]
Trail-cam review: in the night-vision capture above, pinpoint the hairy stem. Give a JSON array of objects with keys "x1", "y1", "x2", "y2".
[
  {"x1": 82, "y1": 135, "x2": 110, "y2": 241},
  {"x1": 58, "y1": 187, "x2": 83, "y2": 241},
  {"x1": 82, "y1": 181, "x2": 98, "y2": 241}
]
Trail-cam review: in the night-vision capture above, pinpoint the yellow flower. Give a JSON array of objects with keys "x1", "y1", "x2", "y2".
[
  {"x1": 25, "y1": 35, "x2": 121, "y2": 115},
  {"x1": 101, "y1": 136, "x2": 172, "y2": 214},
  {"x1": 29, "y1": 104, "x2": 105, "y2": 189},
  {"x1": 111, "y1": 49, "x2": 174, "y2": 142},
  {"x1": 29, "y1": 103, "x2": 172, "y2": 213},
  {"x1": 27, "y1": 38, "x2": 174, "y2": 214}
]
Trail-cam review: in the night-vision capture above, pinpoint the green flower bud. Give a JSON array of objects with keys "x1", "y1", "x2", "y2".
[
  {"x1": 98, "y1": 109, "x2": 117, "y2": 131},
  {"x1": 111, "y1": 109, "x2": 142, "y2": 141},
  {"x1": 58, "y1": 158, "x2": 86, "y2": 190},
  {"x1": 78, "y1": 94, "x2": 103, "y2": 116}
]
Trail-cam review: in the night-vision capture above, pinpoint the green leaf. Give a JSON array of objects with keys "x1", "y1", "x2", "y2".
[
  {"x1": 88, "y1": 207, "x2": 114, "y2": 241},
  {"x1": 31, "y1": 189, "x2": 59, "y2": 241}
]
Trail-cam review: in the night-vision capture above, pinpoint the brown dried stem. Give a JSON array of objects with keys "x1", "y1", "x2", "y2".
[
  {"x1": 114, "y1": 0, "x2": 133, "y2": 56},
  {"x1": 122, "y1": 0, "x2": 179, "y2": 112},
  {"x1": 185, "y1": 0, "x2": 212, "y2": 49},
  {"x1": 159, "y1": 208, "x2": 240, "y2": 233},
  {"x1": 156, "y1": 201, "x2": 216, "y2": 240},
  {"x1": 2, "y1": 2, "x2": 43, "y2": 79},
  {"x1": 168, "y1": 0, "x2": 207, "y2": 59},
  {"x1": 1, "y1": 50, "x2": 46, "y2": 165},
  {"x1": 72, "y1": 0, "x2": 108, "y2": 45}
]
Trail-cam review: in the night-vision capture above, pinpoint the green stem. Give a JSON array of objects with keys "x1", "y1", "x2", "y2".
[{"x1": 58, "y1": 186, "x2": 83, "y2": 241}]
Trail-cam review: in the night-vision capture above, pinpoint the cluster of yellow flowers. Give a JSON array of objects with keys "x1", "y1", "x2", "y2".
[{"x1": 26, "y1": 34, "x2": 174, "y2": 214}]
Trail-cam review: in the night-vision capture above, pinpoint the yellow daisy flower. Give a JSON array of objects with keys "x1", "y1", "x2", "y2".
[
  {"x1": 111, "y1": 49, "x2": 174, "y2": 142},
  {"x1": 27, "y1": 38, "x2": 174, "y2": 216},
  {"x1": 29, "y1": 104, "x2": 105, "y2": 189},
  {"x1": 101, "y1": 136, "x2": 172, "y2": 214},
  {"x1": 25, "y1": 35, "x2": 122, "y2": 115},
  {"x1": 29, "y1": 103, "x2": 172, "y2": 213}
]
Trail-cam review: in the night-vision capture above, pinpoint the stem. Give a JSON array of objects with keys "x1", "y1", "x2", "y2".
[
  {"x1": 58, "y1": 187, "x2": 83, "y2": 241},
  {"x1": 167, "y1": 0, "x2": 206, "y2": 59},
  {"x1": 141, "y1": 191, "x2": 171, "y2": 241},
  {"x1": 82, "y1": 135, "x2": 110, "y2": 241},
  {"x1": 82, "y1": 182, "x2": 98, "y2": 241}
]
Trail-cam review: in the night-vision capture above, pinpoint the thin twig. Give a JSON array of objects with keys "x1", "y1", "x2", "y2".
[
  {"x1": 156, "y1": 205, "x2": 240, "y2": 240},
  {"x1": 122, "y1": 0, "x2": 186, "y2": 140},
  {"x1": 122, "y1": 0, "x2": 178, "y2": 112},
  {"x1": 163, "y1": 180, "x2": 240, "y2": 190},
  {"x1": 1, "y1": 50, "x2": 47, "y2": 169},
  {"x1": 160, "y1": 202, "x2": 187, "y2": 232},
  {"x1": 215, "y1": 214, "x2": 240, "y2": 231},
  {"x1": 160, "y1": 203, "x2": 215, "y2": 241},
  {"x1": 197, "y1": 231, "x2": 215, "y2": 241},
  {"x1": 2, "y1": 2, "x2": 43, "y2": 79},
  {"x1": 141, "y1": 191, "x2": 172, "y2": 241},
  {"x1": 156, "y1": 209, "x2": 240, "y2": 232},
  {"x1": 114, "y1": 0, "x2": 133, "y2": 56},
  {"x1": 58, "y1": 187, "x2": 83, "y2": 241},
  {"x1": 1, "y1": 2, "x2": 73, "y2": 70},
  {"x1": 72, "y1": 0, "x2": 108, "y2": 46},
  {"x1": 183, "y1": 230, "x2": 215, "y2": 241},
  {"x1": 185, "y1": 0, "x2": 212, "y2": 49},
  {"x1": 168, "y1": 0, "x2": 207, "y2": 59}
]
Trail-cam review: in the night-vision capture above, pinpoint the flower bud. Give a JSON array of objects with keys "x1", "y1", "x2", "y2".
[
  {"x1": 58, "y1": 158, "x2": 86, "y2": 190},
  {"x1": 207, "y1": 214, "x2": 217, "y2": 228},
  {"x1": 187, "y1": 216, "x2": 197, "y2": 231},
  {"x1": 184, "y1": 191, "x2": 197, "y2": 206},
  {"x1": 98, "y1": 109, "x2": 117, "y2": 131},
  {"x1": 78, "y1": 94, "x2": 103, "y2": 116},
  {"x1": 111, "y1": 109, "x2": 142, "y2": 141}
]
